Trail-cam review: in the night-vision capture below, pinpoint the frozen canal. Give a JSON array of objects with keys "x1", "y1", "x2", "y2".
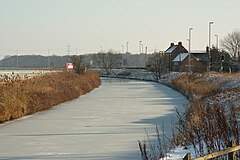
[{"x1": 0, "y1": 78, "x2": 188, "y2": 160}]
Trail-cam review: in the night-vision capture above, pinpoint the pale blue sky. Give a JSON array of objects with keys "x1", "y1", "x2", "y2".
[{"x1": 0, "y1": 0, "x2": 240, "y2": 57}]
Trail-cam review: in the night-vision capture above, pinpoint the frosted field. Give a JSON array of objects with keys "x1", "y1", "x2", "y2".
[{"x1": 0, "y1": 69, "x2": 55, "y2": 78}]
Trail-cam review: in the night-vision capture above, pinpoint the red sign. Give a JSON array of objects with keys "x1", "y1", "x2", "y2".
[{"x1": 66, "y1": 63, "x2": 74, "y2": 70}]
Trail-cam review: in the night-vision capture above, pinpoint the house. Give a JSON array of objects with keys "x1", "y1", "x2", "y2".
[
  {"x1": 165, "y1": 42, "x2": 188, "y2": 71},
  {"x1": 164, "y1": 42, "x2": 216, "y2": 72},
  {"x1": 191, "y1": 50, "x2": 209, "y2": 72},
  {"x1": 172, "y1": 53, "x2": 202, "y2": 72}
]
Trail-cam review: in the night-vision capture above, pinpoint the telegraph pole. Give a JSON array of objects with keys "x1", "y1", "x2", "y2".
[
  {"x1": 67, "y1": 44, "x2": 71, "y2": 55},
  {"x1": 67, "y1": 44, "x2": 71, "y2": 62},
  {"x1": 76, "y1": 48, "x2": 78, "y2": 55}
]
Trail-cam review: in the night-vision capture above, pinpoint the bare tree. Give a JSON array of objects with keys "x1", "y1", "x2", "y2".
[
  {"x1": 70, "y1": 55, "x2": 84, "y2": 74},
  {"x1": 96, "y1": 50, "x2": 122, "y2": 75},
  {"x1": 220, "y1": 29, "x2": 240, "y2": 58},
  {"x1": 147, "y1": 52, "x2": 167, "y2": 80}
]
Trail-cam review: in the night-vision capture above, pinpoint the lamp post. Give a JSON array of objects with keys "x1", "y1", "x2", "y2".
[
  {"x1": 121, "y1": 45, "x2": 124, "y2": 54},
  {"x1": 208, "y1": 21, "x2": 214, "y2": 72},
  {"x1": 126, "y1": 42, "x2": 129, "y2": 53},
  {"x1": 215, "y1": 34, "x2": 218, "y2": 49},
  {"x1": 139, "y1": 41, "x2": 142, "y2": 67},
  {"x1": 139, "y1": 41, "x2": 142, "y2": 54},
  {"x1": 188, "y1": 27, "x2": 193, "y2": 73}
]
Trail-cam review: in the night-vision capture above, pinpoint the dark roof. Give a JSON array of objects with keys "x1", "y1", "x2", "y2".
[
  {"x1": 165, "y1": 42, "x2": 188, "y2": 54},
  {"x1": 165, "y1": 45, "x2": 178, "y2": 54},
  {"x1": 191, "y1": 52, "x2": 208, "y2": 64}
]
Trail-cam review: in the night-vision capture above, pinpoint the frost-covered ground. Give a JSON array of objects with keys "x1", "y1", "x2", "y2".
[
  {"x1": 99, "y1": 69, "x2": 157, "y2": 81},
  {"x1": 159, "y1": 147, "x2": 194, "y2": 160},
  {"x1": 0, "y1": 69, "x2": 54, "y2": 80},
  {"x1": 161, "y1": 72, "x2": 240, "y2": 159}
]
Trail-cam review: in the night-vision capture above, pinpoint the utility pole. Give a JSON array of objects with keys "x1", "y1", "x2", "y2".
[
  {"x1": 76, "y1": 48, "x2": 78, "y2": 55},
  {"x1": 67, "y1": 44, "x2": 71, "y2": 55},
  {"x1": 67, "y1": 44, "x2": 71, "y2": 62}
]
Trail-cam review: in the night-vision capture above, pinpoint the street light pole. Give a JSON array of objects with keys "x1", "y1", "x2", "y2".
[
  {"x1": 139, "y1": 41, "x2": 142, "y2": 67},
  {"x1": 139, "y1": 41, "x2": 142, "y2": 54},
  {"x1": 126, "y1": 42, "x2": 129, "y2": 53},
  {"x1": 188, "y1": 28, "x2": 193, "y2": 73},
  {"x1": 208, "y1": 21, "x2": 214, "y2": 72},
  {"x1": 215, "y1": 34, "x2": 218, "y2": 49},
  {"x1": 121, "y1": 45, "x2": 124, "y2": 54}
]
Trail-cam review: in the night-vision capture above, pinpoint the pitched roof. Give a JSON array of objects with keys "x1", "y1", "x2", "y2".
[
  {"x1": 165, "y1": 45, "x2": 178, "y2": 54},
  {"x1": 173, "y1": 53, "x2": 189, "y2": 62},
  {"x1": 191, "y1": 52, "x2": 208, "y2": 62}
]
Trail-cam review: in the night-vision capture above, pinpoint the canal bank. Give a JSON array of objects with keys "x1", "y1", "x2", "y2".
[{"x1": 0, "y1": 71, "x2": 101, "y2": 123}]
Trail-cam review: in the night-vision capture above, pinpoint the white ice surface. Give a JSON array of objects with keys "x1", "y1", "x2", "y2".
[{"x1": 0, "y1": 78, "x2": 188, "y2": 160}]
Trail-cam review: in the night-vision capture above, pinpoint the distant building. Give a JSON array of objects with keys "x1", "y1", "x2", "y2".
[
  {"x1": 164, "y1": 42, "x2": 188, "y2": 71},
  {"x1": 172, "y1": 53, "x2": 204, "y2": 72},
  {"x1": 164, "y1": 42, "x2": 210, "y2": 72}
]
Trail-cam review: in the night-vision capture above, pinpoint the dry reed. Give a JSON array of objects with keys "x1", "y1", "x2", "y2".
[{"x1": 0, "y1": 71, "x2": 101, "y2": 123}]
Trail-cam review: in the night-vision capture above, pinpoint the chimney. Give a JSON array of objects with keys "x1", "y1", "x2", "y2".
[
  {"x1": 206, "y1": 46, "x2": 209, "y2": 53},
  {"x1": 170, "y1": 43, "x2": 174, "y2": 47},
  {"x1": 178, "y1": 42, "x2": 182, "y2": 46}
]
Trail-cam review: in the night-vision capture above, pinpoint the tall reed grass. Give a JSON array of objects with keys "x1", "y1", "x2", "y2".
[
  {"x1": 0, "y1": 71, "x2": 101, "y2": 123},
  {"x1": 139, "y1": 72, "x2": 240, "y2": 159}
]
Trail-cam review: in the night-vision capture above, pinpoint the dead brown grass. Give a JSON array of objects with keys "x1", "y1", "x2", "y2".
[
  {"x1": 171, "y1": 73, "x2": 220, "y2": 99},
  {"x1": 0, "y1": 71, "x2": 101, "y2": 123},
  {"x1": 210, "y1": 71, "x2": 240, "y2": 77},
  {"x1": 139, "y1": 72, "x2": 240, "y2": 159},
  {"x1": 172, "y1": 73, "x2": 240, "y2": 157}
]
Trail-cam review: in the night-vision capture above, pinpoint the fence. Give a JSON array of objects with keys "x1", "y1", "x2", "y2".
[{"x1": 183, "y1": 141, "x2": 240, "y2": 160}]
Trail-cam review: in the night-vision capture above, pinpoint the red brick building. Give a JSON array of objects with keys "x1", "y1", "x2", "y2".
[
  {"x1": 165, "y1": 42, "x2": 188, "y2": 71},
  {"x1": 172, "y1": 53, "x2": 202, "y2": 72}
]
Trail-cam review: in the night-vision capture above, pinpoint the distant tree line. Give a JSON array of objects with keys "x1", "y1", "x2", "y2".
[{"x1": 0, "y1": 55, "x2": 70, "y2": 68}]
